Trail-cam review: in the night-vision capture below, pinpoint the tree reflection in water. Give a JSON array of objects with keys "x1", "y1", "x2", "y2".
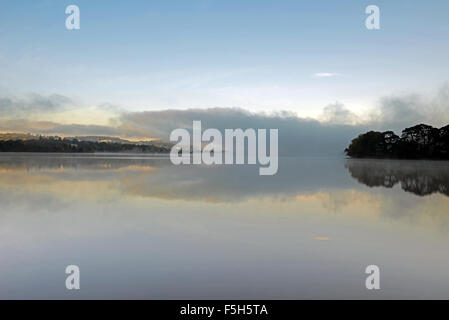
[{"x1": 345, "y1": 159, "x2": 449, "y2": 197}]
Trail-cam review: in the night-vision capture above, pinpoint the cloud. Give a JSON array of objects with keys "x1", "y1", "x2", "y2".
[
  {"x1": 119, "y1": 107, "x2": 364, "y2": 156},
  {"x1": 0, "y1": 93, "x2": 75, "y2": 118},
  {"x1": 320, "y1": 102, "x2": 360, "y2": 125},
  {"x1": 40, "y1": 123, "x2": 122, "y2": 136},
  {"x1": 0, "y1": 119, "x2": 122, "y2": 137},
  {"x1": 2, "y1": 84, "x2": 449, "y2": 155},
  {"x1": 312, "y1": 73, "x2": 341, "y2": 78},
  {"x1": 368, "y1": 84, "x2": 449, "y2": 131},
  {"x1": 0, "y1": 117, "x2": 158, "y2": 138},
  {"x1": 0, "y1": 107, "x2": 363, "y2": 155}
]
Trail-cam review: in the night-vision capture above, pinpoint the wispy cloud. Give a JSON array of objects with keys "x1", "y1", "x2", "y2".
[
  {"x1": 320, "y1": 102, "x2": 360, "y2": 125},
  {"x1": 312, "y1": 72, "x2": 341, "y2": 78},
  {"x1": 0, "y1": 119, "x2": 121, "y2": 137},
  {"x1": 368, "y1": 84, "x2": 449, "y2": 131},
  {"x1": 0, "y1": 93, "x2": 75, "y2": 118}
]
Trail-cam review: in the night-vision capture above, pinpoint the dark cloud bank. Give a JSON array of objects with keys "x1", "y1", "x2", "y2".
[{"x1": 120, "y1": 108, "x2": 364, "y2": 156}]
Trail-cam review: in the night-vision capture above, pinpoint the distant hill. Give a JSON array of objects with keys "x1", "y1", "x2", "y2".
[
  {"x1": 0, "y1": 133, "x2": 162, "y2": 145},
  {"x1": 72, "y1": 135, "x2": 139, "y2": 144},
  {"x1": 0, "y1": 133, "x2": 38, "y2": 141},
  {"x1": 345, "y1": 124, "x2": 449, "y2": 159},
  {"x1": 70, "y1": 136, "x2": 172, "y2": 148},
  {"x1": 0, "y1": 134, "x2": 171, "y2": 153},
  {"x1": 71, "y1": 135, "x2": 151, "y2": 144}
]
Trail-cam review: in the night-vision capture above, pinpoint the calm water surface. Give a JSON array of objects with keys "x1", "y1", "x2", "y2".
[{"x1": 0, "y1": 153, "x2": 448, "y2": 299}]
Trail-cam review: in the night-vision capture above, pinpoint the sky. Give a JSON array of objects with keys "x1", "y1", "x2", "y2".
[{"x1": 0, "y1": 0, "x2": 448, "y2": 148}]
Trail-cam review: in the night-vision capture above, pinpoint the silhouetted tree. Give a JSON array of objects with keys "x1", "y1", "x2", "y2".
[
  {"x1": 345, "y1": 130, "x2": 400, "y2": 158},
  {"x1": 345, "y1": 124, "x2": 449, "y2": 159}
]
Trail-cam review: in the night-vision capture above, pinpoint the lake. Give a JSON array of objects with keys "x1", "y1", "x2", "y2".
[{"x1": 0, "y1": 153, "x2": 448, "y2": 299}]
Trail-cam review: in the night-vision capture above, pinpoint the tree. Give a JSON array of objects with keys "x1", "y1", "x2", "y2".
[{"x1": 345, "y1": 124, "x2": 449, "y2": 159}]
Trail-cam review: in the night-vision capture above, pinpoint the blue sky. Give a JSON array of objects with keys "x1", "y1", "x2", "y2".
[{"x1": 0, "y1": 0, "x2": 448, "y2": 119}]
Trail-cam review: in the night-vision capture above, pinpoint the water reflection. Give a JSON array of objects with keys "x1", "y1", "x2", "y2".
[
  {"x1": 345, "y1": 159, "x2": 449, "y2": 197},
  {"x1": 0, "y1": 154, "x2": 449, "y2": 299},
  {"x1": 0, "y1": 153, "x2": 354, "y2": 202}
]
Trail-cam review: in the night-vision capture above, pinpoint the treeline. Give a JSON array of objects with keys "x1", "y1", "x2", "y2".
[
  {"x1": 0, "y1": 136, "x2": 170, "y2": 153},
  {"x1": 345, "y1": 124, "x2": 449, "y2": 159}
]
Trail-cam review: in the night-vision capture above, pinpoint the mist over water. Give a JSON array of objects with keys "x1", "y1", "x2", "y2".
[{"x1": 0, "y1": 153, "x2": 448, "y2": 299}]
